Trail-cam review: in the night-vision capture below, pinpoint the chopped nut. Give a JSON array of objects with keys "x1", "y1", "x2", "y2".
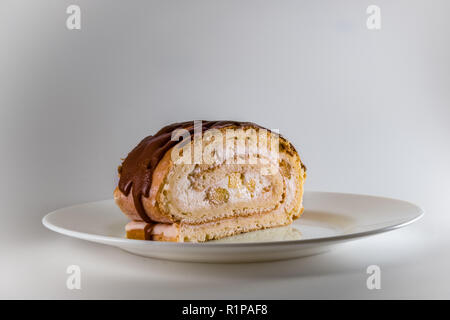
[
  {"x1": 245, "y1": 179, "x2": 256, "y2": 195},
  {"x1": 188, "y1": 166, "x2": 205, "y2": 191},
  {"x1": 279, "y1": 159, "x2": 291, "y2": 179},
  {"x1": 228, "y1": 172, "x2": 242, "y2": 189},
  {"x1": 206, "y1": 187, "x2": 230, "y2": 205}
]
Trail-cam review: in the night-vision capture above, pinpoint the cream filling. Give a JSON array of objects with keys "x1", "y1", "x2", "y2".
[
  {"x1": 158, "y1": 152, "x2": 293, "y2": 224},
  {"x1": 169, "y1": 166, "x2": 282, "y2": 219}
]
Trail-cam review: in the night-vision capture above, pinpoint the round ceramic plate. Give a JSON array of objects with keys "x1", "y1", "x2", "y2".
[{"x1": 42, "y1": 191, "x2": 424, "y2": 263}]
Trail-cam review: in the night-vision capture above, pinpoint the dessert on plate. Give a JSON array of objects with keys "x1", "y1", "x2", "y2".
[{"x1": 114, "y1": 120, "x2": 306, "y2": 242}]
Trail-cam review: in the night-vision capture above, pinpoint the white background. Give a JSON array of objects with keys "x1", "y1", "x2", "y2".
[{"x1": 0, "y1": 0, "x2": 449, "y2": 298}]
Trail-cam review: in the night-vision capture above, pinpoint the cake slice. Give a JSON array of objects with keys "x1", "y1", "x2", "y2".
[{"x1": 114, "y1": 120, "x2": 306, "y2": 242}]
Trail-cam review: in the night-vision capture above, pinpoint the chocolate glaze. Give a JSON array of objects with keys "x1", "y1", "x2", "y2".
[{"x1": 117, "y1": 120, "x2": 298, "y2": 222}]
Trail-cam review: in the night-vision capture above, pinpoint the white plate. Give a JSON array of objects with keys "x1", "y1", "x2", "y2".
[{"x1": 42, "y1": 191, "x2": 424, "y2": 263}]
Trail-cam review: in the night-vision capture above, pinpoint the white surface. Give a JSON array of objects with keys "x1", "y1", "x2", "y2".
[
  {"x1": 42, "y1": 192, "x2": 424, "y2": 263},
  {"x1": 1, "y1": 0, "x2": 450, "y2": 298}
]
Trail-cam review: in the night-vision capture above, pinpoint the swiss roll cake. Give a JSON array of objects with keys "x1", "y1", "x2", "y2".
[{"x1": 114, "y1": 120, "x2": 306, "y2": 242}]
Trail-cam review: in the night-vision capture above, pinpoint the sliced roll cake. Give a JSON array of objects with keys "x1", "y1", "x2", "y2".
[{"x1": 114, "y1": 120, "x2": 306, "y2": 242}]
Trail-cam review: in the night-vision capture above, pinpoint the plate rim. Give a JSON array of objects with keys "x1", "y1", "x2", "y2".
[{"x1": 42, "y1": 191, "x2": 425, "y2": 248}]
